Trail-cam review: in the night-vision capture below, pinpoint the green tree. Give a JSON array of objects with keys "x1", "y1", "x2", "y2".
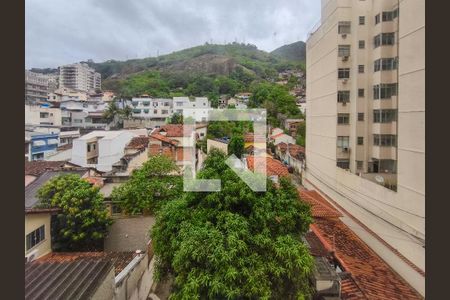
[
  {"x1": 120, "y1": 105, "x2": 133, "y2": 119},
  {"x1": 103, "y1": 101, "x2": 119, "y2": 122},
  {"x1": 151, "y1": 149, "x2": 314, "y2": 299},
  {"x1": 111, "y1": 155, "x2": 182, "y2": 215},
  {"x1": 37, "y1": 174, "x2": 112, "y2": 251},
  {"x1": 228, "y1": 134, "x2": 244, "y2": 158},
  {"x1": 169, "y1": 112, "x2": 183, "y2": 124},
  {"x1": 296, "y1": 122, "x2": 306, "y2": 147}
]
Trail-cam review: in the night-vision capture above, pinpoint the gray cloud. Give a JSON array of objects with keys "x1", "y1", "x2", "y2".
[{"x1": 25, "y1": 0, "x2": 320, "y2": 68}]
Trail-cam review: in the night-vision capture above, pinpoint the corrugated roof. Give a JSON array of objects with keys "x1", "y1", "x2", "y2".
[{"x1": 25, "y1": 256, "x2": 113, "y2": 300}]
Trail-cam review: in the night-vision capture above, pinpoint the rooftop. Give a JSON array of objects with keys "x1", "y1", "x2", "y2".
[
  {"x1": 125, "y1": 136, "x2": 150, "y2": 150},
  {"x1": 25, "y1": 160, "x2": 67, "y2": 177},
  {"x1": 154, "y1": 124, "x2": 193, "y2": 137},
  {"x1": 246, "y1": 155, "x2": 289, "y2": 177},
  {"x1": 300, "y1": 188, "x2": 423, "y2": 299}
]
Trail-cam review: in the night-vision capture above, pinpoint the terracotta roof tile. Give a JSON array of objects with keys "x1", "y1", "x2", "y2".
[
  {"x1": 125, "y1": 136, "x2": 149, "y2": 150},
  {"x1": 154, "y1": 124, "x2": 193, "y2": 137},
  {"x1": 312, "y1": 219, "x2": 423, "y2": 299},
  {"x1": 150, "y1": 133, "x2": 179, "y2": 146},
  {"x1": 246, "y1": 156, "x2": 289, "y2": 177},
  {"x1": 24, "y1": 161, "x2": 67, "y2": 176},
  {"x1": 299, "y1": 189, "x2": 343, "y2": 219}
]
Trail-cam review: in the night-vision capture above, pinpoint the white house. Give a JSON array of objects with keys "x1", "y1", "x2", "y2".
[
  {"x1": 71, "y1": 131, "x2": 137, "y2": 172},
  {"x1": 172, "y1": 97, "x2": 211, "y2": 122},
  {"x1": 131, "y1": 97, "x2": 173, "y2": 120},
  {"x1": 269, "y1": 129, "x2": 295, "y2": 146}
]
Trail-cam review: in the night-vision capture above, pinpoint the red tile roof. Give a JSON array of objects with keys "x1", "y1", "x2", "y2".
[
  {"x1": 155, "y1": 124, "x2": 193, "y2": 137},
  {"x1": 84, "y1": 177, "x2": 104, "y2": 188},
  {"x1": 299, "y1": 188, "x2": 423, "y2": 299},
  {"x1": 24, "y1": 161, "x2": 67, "y2": 176},
  {"x1": 246, "y1": 156, "x2": 289, "y2": 177},
  {"x1": 299, "y1": 189, "x2": 343, "y2": 219},
  {"x1": 288, "y1": 144, "x2": 305, "y2": 158},
  {"x1": 150, "y1": 133, "x2": 179, "y2": 146},
  {"x1": 277, "y1": 142, "x2": 287, "y2": 151},
  {"x1": 311, "y1": 219, "x2": 423, "y2": 299},
  {"x1": 125, "y1": 136, "x2": 150, "y2": 150},
  {"x1": 270, "y1": 132, "x2": 285, "y2": 139}
]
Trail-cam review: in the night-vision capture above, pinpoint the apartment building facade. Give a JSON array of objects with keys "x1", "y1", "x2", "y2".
[
  {"x1": 59, "y1": 63, "x2": 101, "y2": 92},
  {"x1": 25, "y1": 70, "x2": 51, "y2": 104},
  {"x1": 305, "y1": 0, "x2": 424, "y2": 294}
]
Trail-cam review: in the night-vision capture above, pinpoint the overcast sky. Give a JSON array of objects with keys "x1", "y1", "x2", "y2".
[{"x1": 25, "y1": 0, "x2": 320, "y2": 69}]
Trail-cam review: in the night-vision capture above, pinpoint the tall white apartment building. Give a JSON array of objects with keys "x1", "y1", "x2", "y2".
[
  {"x1": 25, "y1": 70, "x2": 51, "y2": 103},
  {"x1": 305, "y1": 0, "x2": 424, "y2": 294},
  {"x1": 59, "y1": 63, "x2": 101, "y2": 92}
]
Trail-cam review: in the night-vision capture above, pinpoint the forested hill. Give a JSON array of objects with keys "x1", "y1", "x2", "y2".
[
  {"x1": 86, "y1": 43, "x2": 303, "y2": 80},
  {"x1": 270, "y1": 41, "x2": 306, "y2": 62}
]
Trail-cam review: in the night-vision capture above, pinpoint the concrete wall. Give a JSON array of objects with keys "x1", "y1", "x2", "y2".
[
  {"x1": 114, "y1": 243, "x2": 155, "y2": 300},
  {"x1": 123, "y1": 119, "x2": 166, "y2": 129},
  {"x1": 207, "y1": 139, "x2": 228, "y2": 155},
  {"x1": 25, "y1": 105, "x2": 62, "y2": 126},
  {"x1": 97, "y1": 132, "x2": 136, "y2": 172},
  {"x1": 25, "y1": 213, "x2": 52, "y2": 259}
]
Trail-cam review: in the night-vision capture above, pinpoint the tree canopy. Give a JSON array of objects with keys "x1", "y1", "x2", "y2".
[
  {"x1": 111, "y1": 155, "x2": 182, "y2": 215},
  {"x1": 151, "y1": 149, "x2": 314, "y2": 299},
  {"x1": 37, "y1": 174, "x2": 112, "y2": 251}
]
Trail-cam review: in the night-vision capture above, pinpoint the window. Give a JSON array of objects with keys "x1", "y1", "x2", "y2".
[
  {"x1": 338, "y1": 45, "x2": 351, "y2": 57},
  {"x1": 133, "y1": 109, "x2": 141, "y2": 113},
  {"x1": 337, "y1": 159, "x2": 350, "y2": 169},
  {"x1": 338, "y1": 21, "x2": 351, "y2": 34},
  {"x1": 373, "y1": 83, "x2": 398, "y2": 99},
  {"x1": 373, "y1": 109, "x2": 397, "y2": 123},
  {"x1": 176, "y1": 102, "x2": 183, "y2": 107},
  {"x1": 358, "y1": 65, "x2": 365, "y2": 73},
  {"x1": 162, "y1": 110, "x2": 169, "y2": 114},
  {"x1": 143, "y1": 101, "x2": 150, "y2": 106},
  {"x1": 337, "y1": 136, "x2": 350, "y2": 148},
  {"x1": 356, "y1": 161, "x2": 363, "y2": 170},
  {"x1": 337, "y1": 113, "x2": 350, "y2": 124},
  {"x1": 26, "y1": 225, "x2": 45, "y2": 251},
  {"x1": 358, "y1": 40, "x2": 365, "y2": 49},
  {"x1": 358, "y1": 113, "x2": 365, "y2": 121},
  {"x1": 375, "y1": 14, "x2": 380, "y2": 24},
  {"x1": 87, "y1": 144, "x2": 91, "y2": 152},
  {"x1": 374, "y1": 59, "x2": 381, "y2": 72},
  {"x1": 143, "y1": 109, "x2": 149, "y2": 114},
  {"x1": 382, "y1": 11, "x2": 394, "y2": 22},
  {"x1": 373, "y1": 33, "x2": 395, "y2": 48},
  {"x1": 358, "y1": 89, "x2": 365, "y2": 97},
  {"x1": 359, "y1": 16, "x2": 365, "y2": 25},
  {"x1": 153, "y1": 109, "x2": 157, "y2": 114},
  {"x1": 338, "y1": 68, "x2": 350, "y2": 79},
  {"x1": 374, "y1": 58, "x2": 398, "y2": 72},
  {"x1": 40, "y1": 112, "x2": 49, "y2": 118},
  {"x1": 337, "y1": 91, "x2": 350, "y2": 103},
  {"x1": 74, "y1": 119, "x2": 83, "y2": 123},
  {"x1": 373, "y1": 134, "x2": 397, "y2": 147},
  {"x1": 357, "y1": 137, "x2": 364, "y2": 145},
  {"x1": 93, "y1": 144, "x2": 96, "y2": 150}
]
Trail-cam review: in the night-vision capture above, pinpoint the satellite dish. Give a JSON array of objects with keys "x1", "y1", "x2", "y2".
[{"x1": 375, "y1": 175, "x2": 385, "y2": 184}]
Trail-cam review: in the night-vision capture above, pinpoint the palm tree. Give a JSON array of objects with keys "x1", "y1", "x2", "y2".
[{"x1": 103, "y1": 101, "x2": 119, "y2": 122}]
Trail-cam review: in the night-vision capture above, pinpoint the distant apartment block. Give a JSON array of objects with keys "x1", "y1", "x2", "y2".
[
  {"x1": 59, "y1": 63, "x2": 101, "y2": 93},
  {"x1": 25, "y1": 104, "x2": 62, "y2": 127},
  {"x1": 131, "y1": 96, "x2": 212, "y2": 122},
  {"x1": 305, "y1": 0, "x2": 424, "y2": 294},
  {"x1": 25, "y1": 70, "x2": 52, "y2": 104}
]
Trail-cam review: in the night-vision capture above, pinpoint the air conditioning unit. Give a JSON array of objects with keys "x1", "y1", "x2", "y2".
[
  {"x1": 342, "y1": 56, "x2": 349, "y2": 61},
  {"x1": 341, "y1": 33, "x2": 347, "y2": 38},
  {"x1": 343, "y1": 147, "x2": 349, "y2": 152},
  {"x1": 342, "y1": 100, "x2": 348, "y2": 106},
  {"x1": 25, "y1": 249, "x2": 39, "y2": 263},
  {"x1": 342, "y1": 79, "x2": 348, "y2": 84}
]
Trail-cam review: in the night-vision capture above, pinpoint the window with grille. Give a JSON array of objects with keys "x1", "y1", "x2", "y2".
[
  {"x1": 337, "y1": 136, "x2": 350, "y2": 148},
  {"x1": 358, "y1": 89, "x2": 365, "y2": 97},
  {"x1": 358, "y1": 65, "x2": 365, "y2": 73},
  {"x1": 338, "y1": 45, "x2": 351, "y2": 57},
  {"x1": 337, "y1": 114, "x2": 350, "y2": 124},
  {"x1": 358, "y1": 113, "x2": 364, "y2": 121},
  {"x1": 373, "y1": 134, "x2": 397, "y2": 147},
  {"x1": 373, "y1": 109, "x2": 397, "y2": 123},
  {"x1": 359, "y1": 16, "x2": 365, "y2": 25},
  {"x1": 374, "y1": 33, "x2": 395, "y2": 48},
  {"x1": 337, "y1": 91, "x2": 350, "y2": 103},
  {"x1": 375, "y1": 14, "x2": 381, "y2": 24},
  {"x1": 338, "y1": 21, "x2": 351, "y2": 34},
  {"x1": 337, "y1": 159, "x2": 350, "y2": 169},
  {"x1": 357, "y1": 137, "x2": 364, "y2": 145},
  {"x1": 358, "y1": 40, "x2": 365, "y2": 49},
  {"x1": 26, "y1": 225, "x2": 45, "y2": 251},
  {"x1": 373, "y1": 83, "x2": 397, "y2": 99},
  {"x1": 356, "y1": 161, "x2": 363, "y2": 170},
  {"x1": 338, "y1": 68, "x2": 350, "y2": 79}
]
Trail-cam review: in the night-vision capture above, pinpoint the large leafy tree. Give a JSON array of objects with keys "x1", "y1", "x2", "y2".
[
  {"x1": 37, "y1": 174, "x2": 112, "y2": 251},
  {"x1": 103, "y1": 100, "x2": 119, "y2": 122},
  {"x1": 151, "y1": 149, "x2": 314, "y2": 299},
  {"x1": 111, "y1": 155, "x2": 182, "y2": 215}
]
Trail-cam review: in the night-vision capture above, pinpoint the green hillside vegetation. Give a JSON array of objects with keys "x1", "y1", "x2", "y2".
[{"x1": 271, "y1": 41, "x2": 306, "y2": 62}]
